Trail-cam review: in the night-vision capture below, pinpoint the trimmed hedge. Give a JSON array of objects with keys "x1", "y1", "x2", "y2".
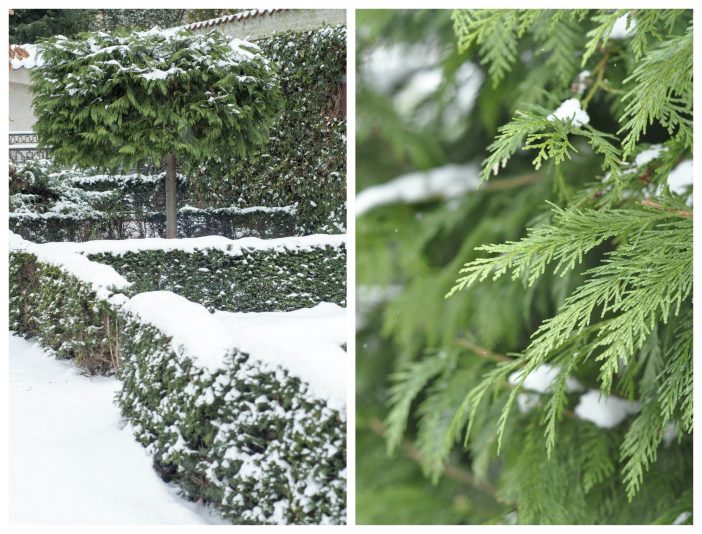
[
  {"x1": 9, "y1": 251, "x2": 121, "y2": 374},
  {"x1": 9, "y1": 249, "x2": 346, "y2": 524},
  {"x1": 88, "y1": 245, "x2": 346, "y2": 312},
  {"x1": 10, "y1": 206, "x2": 295, "y2": 243},
  {"x1": 119, "y1": 316, "x2": 345, "y2": 524}
]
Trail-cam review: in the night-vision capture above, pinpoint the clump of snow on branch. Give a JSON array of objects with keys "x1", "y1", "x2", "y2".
[
  {"x1": 547, "y1": 98, "x2": 590, "y2": 127},
  {"x1": 607, "y1": 13, "x2": 636, "y2": 40},
  {"x1": 574, "y1": 390, "x2": 640, "y2": 429},
  {"x1": 509, "y1": 363, "x2": 584, "y2": 394}
]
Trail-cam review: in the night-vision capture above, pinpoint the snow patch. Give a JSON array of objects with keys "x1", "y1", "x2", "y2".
[
  {"x1": 547, "y1": 98, "x2": 590, "y2": 127},
  {"x1": 9, "y1": 333, "x2": 218, "y2": 524},
  {"x1": 122, "y1": 292, "x2": 346, "y2": 411},
  {"x1": 608, "y1": 14, "x2": 636, "y2": 40},
  {"x1": 667, "y1": 159, "x2": 693, "y2": 197},
  {"x1": 508, "y1": 363, "x2": 584, "y2": 394},
  {"x1": 672, "y1": 511, "x2": 692, "y2": 525},
  {"x1": 634, "y1": 145, "x2": 663, "y2": 166},
  {"x1": 9, "y1": 232, "x2": 130, "y2": 301},
  {"x1": 10, "y1": 44, "x2": 40, "y2": 69},
  {"x1": 213, "y1": 303, "x2": 346, "y2": 411},
  {"x1": 356, "y1": 164, "x2": 481, "y2": 215},
  {"x1": 574, "y1": 390, "x2": 639, "y2": 429}
]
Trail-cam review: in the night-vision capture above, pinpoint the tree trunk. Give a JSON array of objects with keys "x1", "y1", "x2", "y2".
[{"x1": 165, "y1": 152, "x2": 177, "y2": 239}]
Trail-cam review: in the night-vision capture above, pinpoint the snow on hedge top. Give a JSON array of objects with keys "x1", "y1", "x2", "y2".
[
  {"x1": 9, "y1": 232, "x2": 344, "y2": 300},
  {"x1": 214, "y1": 303, "x2": 346, "y2": 410},
  {"x1": 72, "y1": 233, "x2": 345, "y2": 256},
  {"x1": 9, "y1": 232, "x2": 130, "y2": 302},
  {"x1": 123, "y1": 292, "x2": 346, "y2": 410}
]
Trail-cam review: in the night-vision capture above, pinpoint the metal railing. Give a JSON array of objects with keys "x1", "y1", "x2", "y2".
[{"x1": 9, "y1": 131, "x2": 48, "y2": 163}]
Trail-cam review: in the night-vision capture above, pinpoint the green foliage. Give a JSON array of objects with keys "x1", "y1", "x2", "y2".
[
  {"x1": 357, "y1": 8, "x2": 692, "y2": 525},
  {"x1": 88, "y1": 245, "x2": 347, "y2": 313},
  {"x1": 191, "y1": 26, "x2": 347, "y2": 234},
  {"x1": 31, "y1": 28, "x2": 283, "y2": 173},
  {"x1": 10, "y1": 252, "x2": 121, "y2": 374},
  {"x1": 10, "y1": 9, "x2": 94, "y2": 44}
]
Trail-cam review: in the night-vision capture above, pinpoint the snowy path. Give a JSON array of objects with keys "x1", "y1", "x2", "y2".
[{"x1": 9, "y1": 333, "x2": 221, "y2": 524}]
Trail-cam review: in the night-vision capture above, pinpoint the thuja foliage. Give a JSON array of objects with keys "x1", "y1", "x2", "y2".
[
  {"x1": 356, "y1": 9, "x2": 692, "y2": 525},
  {"x1": 88, "y1": 245, "x2": 347, "y2": 313}
]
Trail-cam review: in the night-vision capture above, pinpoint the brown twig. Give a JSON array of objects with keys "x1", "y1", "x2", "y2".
[
  {"x1": 640, "y1": 199, "x2": 692, "y2": 219},
  {"x1": 368, "y1": 417, "x2": 499, "y2": 498},
  {"x1": 454, "y1": 338, "x2": 512, "y2": 363},
  {"x1": 482, "y1": 172, "x2": 543, "y2": 192}
]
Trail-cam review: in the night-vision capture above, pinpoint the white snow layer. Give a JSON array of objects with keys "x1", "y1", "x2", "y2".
[
  {"x1": 123, "y1": 293, "x2": 346, "y2": 411},
  {"x1": 9, "y1": 232, "x2": 344, "y2": 301},
  {"x1": 547, "y1": 98, "x2": 590, "y2": 127},
  {"x1": 608, "y1": 14, "x2": 636, "y2": 40},
  {"x1": 9, "y1": 232, "x2": 347, "y2": 408},
  {"x1": 356, "y1": 163, "x2": 481, "y2": 215},
  {"x1": 214, "y1": 303, "x2": 347, "y2": 411},
  {"x1": 508, "y1": 363, "x2": 584, "y2": 394},
  {"x1": 667, "y1": 159, "x2": 693, "y2": 196},
  {"x1": 9, "y1": 333, "x2": 219, "y2": 524},
  {"x1": 53, "y1": 232, "x2": 345, "y2": 257},
  {"x1": 9, "y1": 232, "x2": 131, "y2": 301},
  {"x1": 574, "y1": 390, "x2": 640, "y2": 429},
  {"x1": 672, "y1": 511, "x2": 692, "y2": 525},
  {"x1": 634, "y1": 144, "x2": 664, "y2": 166}
]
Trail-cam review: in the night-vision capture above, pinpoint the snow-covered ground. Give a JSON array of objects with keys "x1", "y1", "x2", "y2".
[{"x1": 9, "y1": 333, "x2": 223, "y2": 524}]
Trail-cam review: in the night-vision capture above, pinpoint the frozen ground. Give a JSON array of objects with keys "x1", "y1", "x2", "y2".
[{"x1": 9, "y1": 333, "x2": 223, "y2": 525}]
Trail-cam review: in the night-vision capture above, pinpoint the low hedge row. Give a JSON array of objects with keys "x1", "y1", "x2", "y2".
[
  {"x1": 9, "y1": 249, "x2": 346, "y2": 524},
  {"x1": 9, "y1": 206, "x2": 295, "y2": 243},
  {"x1": 88, "y1": 245, "x2": 346, "y2": 312}
]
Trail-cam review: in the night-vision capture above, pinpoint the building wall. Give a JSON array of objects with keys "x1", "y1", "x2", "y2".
[
  {"x1": 9, "y1": 69, "x2": 36, "y2": 132},
  {"x1": 190, "y1": 9, "x2": 346, "y2": 40}
]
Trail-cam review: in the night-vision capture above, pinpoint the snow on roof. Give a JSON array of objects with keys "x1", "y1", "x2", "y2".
[
  {"x1": 356, "y1": 163, "x2": 481, "y2": 216},
  {"x1": 181, "y1": 8, "x2": 285, "y2": 32},
  {"x1": 10, "y1": 44, "x2": 40, "y2": 69}
]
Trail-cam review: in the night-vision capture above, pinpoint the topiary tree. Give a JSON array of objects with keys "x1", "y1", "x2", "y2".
[{"x1": 31, "y1": 27, "x2": 282, "y2": 238}]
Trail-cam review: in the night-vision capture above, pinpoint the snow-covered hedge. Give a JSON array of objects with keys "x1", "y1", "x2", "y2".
[
  {"x1": 9, "y1": 160, "x2": 296, "y2": 242},
  {"x1": 88, "y1": 240, "x2": 346, "y2": 312},
  {"x1": 9, "y1": 233, "x2": 347, "y2": 524}
]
